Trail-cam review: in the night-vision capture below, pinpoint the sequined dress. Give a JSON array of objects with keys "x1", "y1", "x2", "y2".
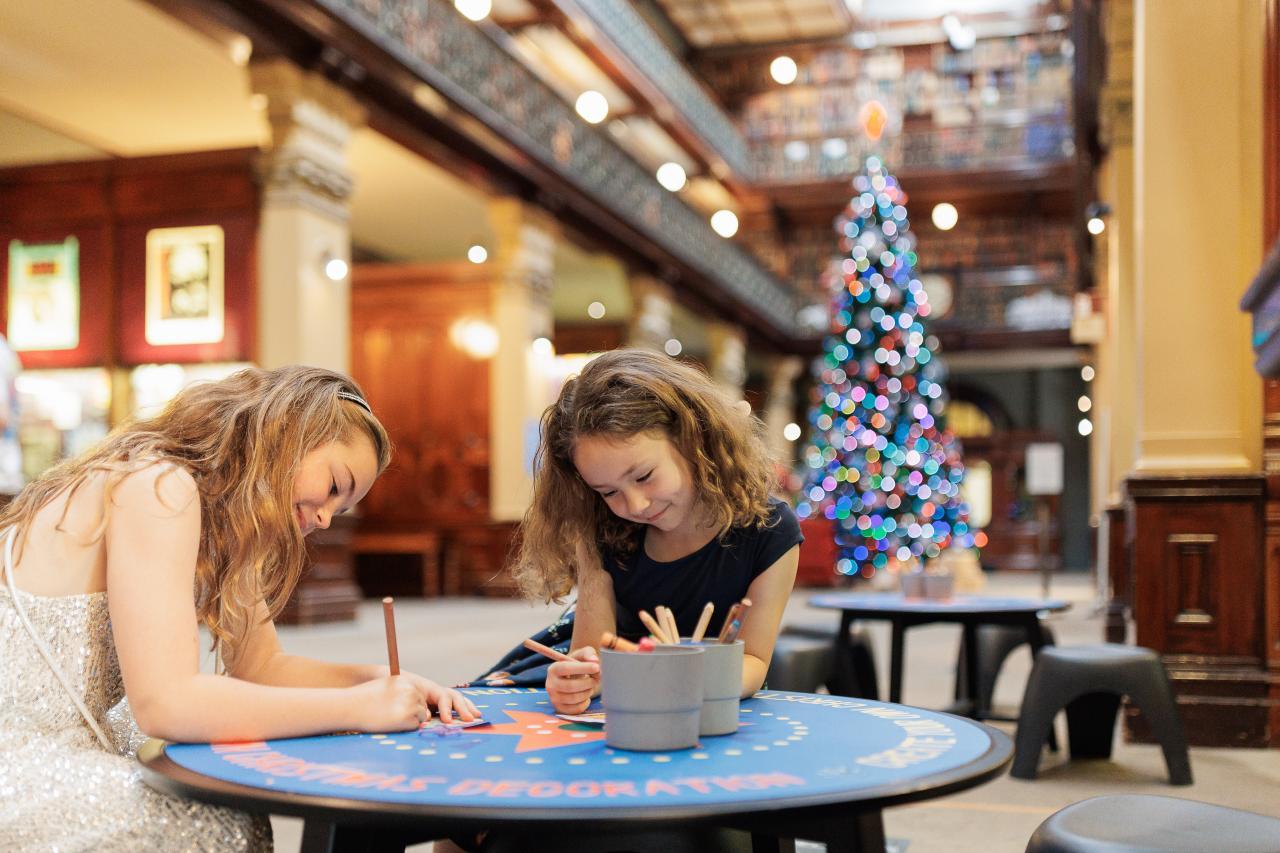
[{"x1": 0, "y1": 551, "x2": 272, "y2": 850}]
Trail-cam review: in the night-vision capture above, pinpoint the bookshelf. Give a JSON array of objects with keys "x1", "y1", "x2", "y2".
[{"x1": 698, "y1": 32, "x2": 1075, "y2": 183}]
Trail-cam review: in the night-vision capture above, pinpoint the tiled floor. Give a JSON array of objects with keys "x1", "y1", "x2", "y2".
[{"x1": 263, "y1": 571, "x2": 1280, "y2": 852}]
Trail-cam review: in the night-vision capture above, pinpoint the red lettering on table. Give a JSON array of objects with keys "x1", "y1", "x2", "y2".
[
  {"x1": 528, "y1": 781, "x2": 564, "y2": 798},
  {"x1": 449, "y1": 779, "x2": 493, "y2": 796},
  {"x1": 747, "y1": 772, "x2": 806, "y2": 789},
  {"x1": 674, "y1": 777, "x2": 711, "y2": 794},
  {"x1": 644, "y1": 779, "x2": 681, "y2": 796},
  {"x1": 213, "y1": 742, "x2": 270, "y2": 753},
  {"x1": 566, "y1": 781, "x2": 600, "y2": 798},
  {"x1": 489, "y1": 781, "x2": 530, "y2": 797},
  {"x1": 601, "y1": 781, "x2": 639, "y2": 797},
  {"x1": 396, "y1": 776, "x2": 448, "y2": 793}
]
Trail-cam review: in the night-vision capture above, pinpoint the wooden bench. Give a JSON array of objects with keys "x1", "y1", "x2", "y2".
[{"x1": 351, "y1": 528, "x2": 443, "y2": 598}]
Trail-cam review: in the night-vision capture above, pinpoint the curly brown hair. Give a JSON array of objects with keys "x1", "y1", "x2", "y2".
[
  {"x1": 512, "y1": 348, "x2": 776, "y2": 602},
  {"x1": 0, "y1": 365, "x2": 391, "y2": 668}
]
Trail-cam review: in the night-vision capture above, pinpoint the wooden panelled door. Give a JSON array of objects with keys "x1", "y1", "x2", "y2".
[{"x1": 351, "y1": 263, "x2": 493, "y2": 528}]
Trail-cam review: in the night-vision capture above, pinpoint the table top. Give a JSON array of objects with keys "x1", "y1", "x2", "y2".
[
  {"x1": 809, "y1": 592, "x2": 1071, "y2": 617},
  {"x1": 140, "y1": 688, "x2": 1011, "y2": 827}
]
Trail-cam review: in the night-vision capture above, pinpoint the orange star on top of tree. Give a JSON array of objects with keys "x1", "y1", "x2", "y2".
[{"x1": 475, "y1": 710, "x2": 607, "y2": 753}]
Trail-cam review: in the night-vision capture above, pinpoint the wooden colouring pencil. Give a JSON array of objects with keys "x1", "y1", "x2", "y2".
[
  {"x1": 691, "y1": 602, "x2": 715, "y2": 642},
  {"x1": 716, "y1": 602, "x2": 743, "y2": 643},
  {"x1": 381, "y1": 597, "x2": 401, "y2": 676},
  {"x1": 659, "y1": 606, "x2": 680, "y2": 643},
  {"x1": 522, "y1": 637, "x2": 574, "y2": 662},
  {"x1": 600, "y1": 632, "x2": 639, "y2": 652},
  {"x1": 638, "y1": 609, "x2": 671, "y2": 644},
  {"x1": 722, "y1": 597, "x2": 752, "y2": 644}
]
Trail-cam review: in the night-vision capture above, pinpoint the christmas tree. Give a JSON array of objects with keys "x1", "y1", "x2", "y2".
[{"x1": 795, "y1": 154, "x2": 978, "y2": 579}]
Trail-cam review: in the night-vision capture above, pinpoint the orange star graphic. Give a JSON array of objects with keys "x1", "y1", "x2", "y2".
[{"x1": 476, "y1": 710, "x2": 606, "y2": 753}]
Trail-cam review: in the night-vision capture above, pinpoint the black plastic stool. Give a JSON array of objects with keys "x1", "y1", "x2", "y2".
[
  {"x1": 1011, "y1": 644, "x2": 1191, "y2": 785},
  {"x1": 1025, "y1": 794, "x2": 1280, "y2": 852},
  {"x1": 767, "y1": 624, "x2": 879, "y2": 698},
  {"x1": 954, "y1": 621, "x2": 1057, "y2": 713}
]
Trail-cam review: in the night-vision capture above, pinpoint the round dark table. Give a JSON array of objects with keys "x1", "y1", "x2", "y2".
[
  {"x1": 809, "y1": 593, "x2": 1071, "y2": 718},
  {"x1": 140, "y1": 687, "x2": 1012, "y2": 853}
]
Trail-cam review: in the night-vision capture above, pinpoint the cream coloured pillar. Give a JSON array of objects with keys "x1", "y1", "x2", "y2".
[
  {"x1": 1094, "y1": 0, "x2": 1137, "y2": 506},
  {"x1": 707, "y1": 321, "x2": 747, "y2": 400},
  {"x1": 626, "y1": 274, "x2": 674, "y2": 352},
  {"x1": 1131, "y1": 0, "x2": 1263, "y2": 473},
  {"x1": 488, "y1": 198, "x2": 557, "y2": 522},
  {"x1": 251, "y1": 59, "x2": 364, "y2": 372}
]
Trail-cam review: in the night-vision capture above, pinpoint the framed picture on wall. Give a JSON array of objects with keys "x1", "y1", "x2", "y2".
[
  {"x1": 144, "y1": 224, "x2": 225, "y2": 346},
  {"x1": 7, "y1": 237, "x2": 80, "y2": 351}
]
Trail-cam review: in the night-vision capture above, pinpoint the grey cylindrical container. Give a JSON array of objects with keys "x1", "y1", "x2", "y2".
[
  {"x1": 600, "y1": 645, "x2": 705, "y2": 751},
  {"x1": 660, "y1": 640, "x2": 745, "y2": 736}
]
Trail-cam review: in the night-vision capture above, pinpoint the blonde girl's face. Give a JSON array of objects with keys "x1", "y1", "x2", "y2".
[
  {"x1": 291, "y1": 433, "x2": 379, "y2": 536},
  {"x1": 572, "y1": 432, "x2": 697, "y2": 533}
]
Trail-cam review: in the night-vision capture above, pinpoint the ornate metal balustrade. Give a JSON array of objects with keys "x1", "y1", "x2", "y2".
[
  {"x1": 566, "y1": 0, "x2": 754, "y2": 179},
  {"x1": 315, "y1": 0, "x2": 799, "y2": 335}
]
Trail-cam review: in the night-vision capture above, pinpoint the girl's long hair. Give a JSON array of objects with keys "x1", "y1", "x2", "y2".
[
  {"x1": 0, "y1": 365, "x2": 391, "y2": 667},
  {"x1": 512, "y1": 348, "x2": 776, "y2": 602}
]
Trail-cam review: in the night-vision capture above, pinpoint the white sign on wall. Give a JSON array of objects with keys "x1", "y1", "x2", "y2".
[{"x1": 1025, "y1": 442, "x2": 1064, "y2": 496}]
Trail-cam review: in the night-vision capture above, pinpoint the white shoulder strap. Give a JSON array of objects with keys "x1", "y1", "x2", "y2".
[{"x1": 4, "y1": 529, "x2": 115, "y2": 751}]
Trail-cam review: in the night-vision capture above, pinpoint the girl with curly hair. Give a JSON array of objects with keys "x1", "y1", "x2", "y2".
[{"x1": 506, "y1": 348, "x2": 802, "y2": 715}]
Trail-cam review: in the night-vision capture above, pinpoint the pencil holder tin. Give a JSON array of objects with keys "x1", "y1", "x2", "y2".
[
  {"x1": 661, "y1": 639, "x2": 745, "y2": 736},
  {"x1": 601, "y1": 645, "x2": 704, "y2": 751},
  {"x1": 924, "y1": 573, "x2": 955, "y2": 601}
]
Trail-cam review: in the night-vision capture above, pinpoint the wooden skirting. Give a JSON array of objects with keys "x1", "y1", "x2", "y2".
[{"x1": 1123, "y1": 474, "x2": 1279, "y2": 747}]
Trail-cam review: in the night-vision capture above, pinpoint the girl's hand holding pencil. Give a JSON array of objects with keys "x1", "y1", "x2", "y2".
[
  {"x1": 367, "y1": 597, "x2": 480, "y2": 729},
  {"x1": 544, "y1": 645, "x2": 601, "y2": 715}
]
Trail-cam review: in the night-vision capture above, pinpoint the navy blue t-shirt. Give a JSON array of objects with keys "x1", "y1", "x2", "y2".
[{"x1": 602, "y1": 497, "x2": 803, "y2": 642}]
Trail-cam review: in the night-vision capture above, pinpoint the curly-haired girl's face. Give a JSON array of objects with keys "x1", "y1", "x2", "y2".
[
  {"x1": 573, "y1": 431, "x2": 696, "y2": 534},
  {"x1": 291, "y1": 433, "x2": 379, "y2": 536}
]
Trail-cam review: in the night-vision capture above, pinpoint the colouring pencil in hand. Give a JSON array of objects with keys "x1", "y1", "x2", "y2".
[
  {"x1": 382, "y1": 597, "x2": 400, "y2": 676},
  {"x1": 522, "y1": 637, "x2": 574, "y2": 662}
]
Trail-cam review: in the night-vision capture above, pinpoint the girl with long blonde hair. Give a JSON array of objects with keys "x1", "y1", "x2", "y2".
[{"x1": 0, "y1": 365, "x2": 475, "y2": 850}]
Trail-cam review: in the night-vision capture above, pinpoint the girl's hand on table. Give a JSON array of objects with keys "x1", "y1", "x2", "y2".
[
  {"x1": 406, "y1": 674, "x2": 479, "y2": 723},
  {"x1": 349, "y1": 675, "x2": 429, "y2": 732}
]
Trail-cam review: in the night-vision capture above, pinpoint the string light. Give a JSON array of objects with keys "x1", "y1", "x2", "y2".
[
  {"x1": 587, "y1": 301, "x2": 606, "y2": 319},
  {"x1": 454, "y1": 0, "x2": 492, "y2": 21},
  {"x1": 710, "y1": 209, "x2": 739, "y2": 238},
  {"x1": 656, "y1": 162, "x2": 687, "y2": 192},
  {"x1": 574, "y1": 91, "x2": 609, "y2": 124},
  {"x1": 663, "y1": 338, "x2": 682, "y2": 356},
  {"x1": 467, "y1": 244, "x2": 488, "y2": 264},
  {"x1": 931, "y1": 203, "x2": 958, "y2": 231},
  {"x1": 770, "y1": 56, "x2": 798, "y2": 85}
]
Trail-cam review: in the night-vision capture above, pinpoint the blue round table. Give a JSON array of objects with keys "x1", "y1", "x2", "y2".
[
  {"x1": 141, "y1": 688, "x2": 1012, "y2": 853},
  {"x1": 809, "y1": 592, "x2": 1071, "y2": 718}
]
